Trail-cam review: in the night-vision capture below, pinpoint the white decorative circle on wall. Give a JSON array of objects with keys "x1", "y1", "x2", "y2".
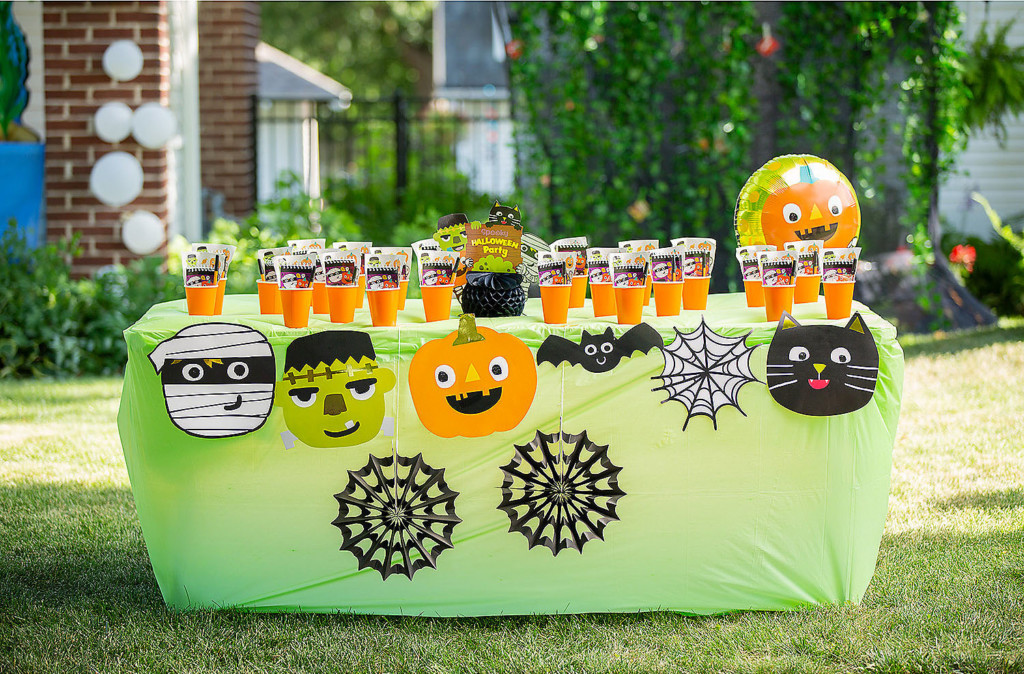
[
  {"x1": 89, "y1": 151, "x2": 144, "y2": 207},
  {"x1": 102, "y1": 40, "x2": 144, "y2": 82},
  {"x1": 122, "y1": 210, "x2": 165, "y2": 255},
  {"x1": 94, "y1": 102, "x2": 133, "y2": 143},
  {"x1": 131, "y1": 103, "x2": 178, "y2": 149}
]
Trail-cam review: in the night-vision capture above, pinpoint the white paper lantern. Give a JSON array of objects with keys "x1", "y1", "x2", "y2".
[
  {"x1": 102, "y1": 40, "x2": 144, "y2": 82},
  {"x1": 131, "y1": 103, "x2": 177, "y2": 149},
  {"x1": 89, "y1": 151, "x2": 144, "y2": 207},
  {"x1": 122, "y1": 210, "x2": 165, "y2": 255},
  {"x1": 94, "y1": 102, "x2": 133, "y2": 143}
]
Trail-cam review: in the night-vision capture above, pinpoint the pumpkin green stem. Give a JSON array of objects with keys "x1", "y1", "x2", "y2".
[{"x1": 453, "y1": 314, "x2": 485, "y2": 345}]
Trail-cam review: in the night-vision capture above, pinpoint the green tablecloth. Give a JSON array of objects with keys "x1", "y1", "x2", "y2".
[{"x1": 118, "y1": 293, "x2": 903, "y2": 615}]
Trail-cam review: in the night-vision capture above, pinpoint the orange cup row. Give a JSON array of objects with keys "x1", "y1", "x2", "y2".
[
  {"x1": 746, "y1": 276, "x2": 854, "y2": 321},
  {"x1": 540, "y1": 277, "x2": 712, "y2": 325}
]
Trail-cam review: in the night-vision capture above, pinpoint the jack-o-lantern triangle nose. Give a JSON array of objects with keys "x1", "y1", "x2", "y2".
[
  {"x1": 809, "y1": 204, "x2": 823, "y2": 221},
  {"x1": 465, "y1": 364, "x2": 481, "y2": 383}
]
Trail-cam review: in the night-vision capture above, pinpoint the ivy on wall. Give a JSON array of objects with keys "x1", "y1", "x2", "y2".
[
  {"x1": 508, "y1": 1, "x2": 756, "y2": 262},
  {"x1": 508, "y1": 1, "x2": 968, "y2": 285}
]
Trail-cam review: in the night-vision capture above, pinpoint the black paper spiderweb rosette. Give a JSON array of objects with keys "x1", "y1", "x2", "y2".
[
  {"x1": 332, "y1": 452, "x2": 461, "y2": 580},
  {"x1": 498, "y1": 429, "x2": 625, "y2": 555}
]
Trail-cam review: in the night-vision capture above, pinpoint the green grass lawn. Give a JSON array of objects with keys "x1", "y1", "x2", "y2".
[{"x1": 2, "y1": 323, "x2": 1023, "y2": 673}]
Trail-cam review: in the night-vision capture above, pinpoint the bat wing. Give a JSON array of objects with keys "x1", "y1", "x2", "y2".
[
  {"x1": 536, "y1": 335, "x2": 585, "y2": 367},
  {"x1": 616, "y1": 323, "x2": 664, "y2": 356}
]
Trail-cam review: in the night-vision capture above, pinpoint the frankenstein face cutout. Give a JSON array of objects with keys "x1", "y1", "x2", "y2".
[
  {"x1": 148, "y1": 323, "x2": 275, "y2": 438},
  {"x1": 274, "y1": 331, "x2": 396, "y2": 448},
  {"x1": 409, "y1": 314, "x2": 537, "y2": 438}
]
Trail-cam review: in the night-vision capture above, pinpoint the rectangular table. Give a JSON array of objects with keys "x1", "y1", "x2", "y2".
[{"x1": 118, "y1": 293, "x2": 903, "y2": 615}]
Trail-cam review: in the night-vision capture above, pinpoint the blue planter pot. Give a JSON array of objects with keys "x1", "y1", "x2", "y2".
[{"x1": 0, "y1": 142, "x2": 45, "y2": 247}]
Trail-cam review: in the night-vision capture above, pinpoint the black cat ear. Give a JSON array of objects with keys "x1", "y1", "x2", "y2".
[
  {"x1": 603, "y1": 327, "x2": 614, "y2": 338},
  {"x1": 845, "y1": 312, "x2": 869, "y2": 334},
  {"x1": 513, "y1": 204, "x2": 520, "y2": 213},
  {"x1": 493, "y1": 200, "x2": 501, "y2": 207},
  {"x1": 777, "y1": 311, "x2": 800, "y2": 331}
]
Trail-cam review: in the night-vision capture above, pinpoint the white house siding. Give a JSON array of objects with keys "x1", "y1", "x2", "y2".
[
  {"x1": 256, "y1": 100, "x2": 320, "y2": 201},
  {"x1": 940, "y1": 2, "x2": 1024, "y2": 238}
]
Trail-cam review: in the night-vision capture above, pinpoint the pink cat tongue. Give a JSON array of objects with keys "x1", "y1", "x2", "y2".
[{"x1": 808, "y1": 379, "x2": 830, "y2": 390}]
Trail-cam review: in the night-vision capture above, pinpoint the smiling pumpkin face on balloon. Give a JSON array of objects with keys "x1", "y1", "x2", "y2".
[
  {"x1": 410, "y1": 314, "x2": 537, "y2": 438},
  {"x1": 735, "y1": 154, "x2": 861, "y2": 250}
]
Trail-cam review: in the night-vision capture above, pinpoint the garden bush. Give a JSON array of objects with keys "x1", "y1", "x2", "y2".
[{"x1": 0, "y1": 223, "x2": 180, "y2": 378}]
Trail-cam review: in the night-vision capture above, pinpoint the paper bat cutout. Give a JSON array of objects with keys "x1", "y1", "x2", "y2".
[{"x1": 536, "y1": 324, "x2": 663, "y2": 373}]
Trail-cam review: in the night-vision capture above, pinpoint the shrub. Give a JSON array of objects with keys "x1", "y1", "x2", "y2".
[{"x1": 0, "y1": 223, "x2": 180, "y2": 378}]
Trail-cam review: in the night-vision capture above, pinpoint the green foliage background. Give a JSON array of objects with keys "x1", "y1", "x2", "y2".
[{"x1": 508, "y1": 1, "x2": 970, "y2": 287}]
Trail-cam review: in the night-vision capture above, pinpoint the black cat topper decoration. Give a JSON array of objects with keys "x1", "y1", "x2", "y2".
[
  {"x1": 765, "y1": 312, "x2": 879, "y2": 416},
  {"x1": 488, "y1": 202, "x2": 522, "y2": 230},
  {"x1": 537, "y1": 324, "x2": 663, "y2": 373}
]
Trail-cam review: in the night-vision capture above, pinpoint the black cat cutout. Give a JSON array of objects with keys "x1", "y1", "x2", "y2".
[
  {"x1": 537, "y1": 324, "x2": 663, "y2": 373},
  {"x1": 488, "y1": 201, "x2": 522, "y2": 230},
  {"x1": 765, "y1": 312, "x2": 879, "y2": 416}
]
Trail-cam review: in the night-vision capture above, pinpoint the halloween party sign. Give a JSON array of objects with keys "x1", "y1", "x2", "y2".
[
  {"x1": 765, "y1": 312, "x2": 878, "y2": 416},
  {"x1": 735, "y1": 154, "x2": 861, "y2": 250},
  {"x1": 275, "y1": 331, "x2": 396, "y2": 448},
  {"x1": 148, "y1": 323, "x2": 275, "y2": 438},
  {"x1": 462, "y1": 202, "x2": 524, "y2": 274},
  {"x1": 409, "y1": 314, "x2": 537, "y2": 438}
]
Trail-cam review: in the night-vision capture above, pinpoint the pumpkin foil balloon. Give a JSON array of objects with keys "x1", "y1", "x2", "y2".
[
  {"x1": 734, "y1": 154, "x2": 861, "y2": 250},
  {"x1": 410, "y1": 314, "x2": 537, "y2": 438}
]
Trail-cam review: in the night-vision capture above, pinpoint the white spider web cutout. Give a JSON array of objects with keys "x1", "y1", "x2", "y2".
[{"x1": 651, "y1": 318, "x2": 761, "y2": 430}]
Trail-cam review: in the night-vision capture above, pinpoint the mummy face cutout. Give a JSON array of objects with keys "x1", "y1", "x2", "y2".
[{"x1": 149, "y1": 323, "x2": 276, "y2": 438}]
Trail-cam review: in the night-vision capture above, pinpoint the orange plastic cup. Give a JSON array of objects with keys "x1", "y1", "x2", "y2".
[
  {"x1": 540, "y1": 284, "x2": 572, "y2": 324},
  {"x1": 682, "y1": 276, "x2": 711, "y2": 310},
  {"x1": 311, "y1": 281, "x2": 330, "y2": 314},
  {"x1": 568, "y1": 275, "x2": 587, "y2": 309},
  {"x1": 421, "y1": 284, "x2": 455, "y2": 322},
  {"x1": 185, "y1": 285, "x2": 219, "y2": 316},
  {"x1": 367, "y1": 288, "x2": 400, "y2": 327},
  {"x1": 257, "y1": 281, "x2": 282, "y2": 314},
  {"x1": 823, "y1": 281, "x2": 856, "y2": 320},
  {"x1": 614, "y1": 286, "x2": 645, "y2": 325},
  {"x1": 326, "y1": 285, "x2": 361, "y2": 323},
  {"x1": 643, "y1": 275, "x2": 652, "y2": 306},
  {"x1": 280, "y1": 288, "x2": 314, "y2": 328},
  {"x1": 743, "y1": 279, "x2": 765, "y2": 308},
  {"x1": 795, "y1": 275, "x2": 822, "y2": 304},
  {"x1": 398, "y1": 280, "x2": 409, "y2": 310},
  {"x1": 653, "y1": 282, "x2": 683, "y2": 317},
  {"x1": 764, "y1": 284, "x2": 796, "y2": 323},
  {"x1": 590, "y1": 282, "x2": 616, "y2": 317},
  {"x1": 356, "y1": 276, "x2": 366, "y2": 309},
  {"x1": 214, "y1": 278, "x2": 227, "y2": 315}
]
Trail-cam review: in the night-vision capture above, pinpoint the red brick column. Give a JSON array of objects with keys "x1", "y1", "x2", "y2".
[
  {"x1": 197, "y1": 0, "x2": 259, "y2": 221},
  {"x1": 42, "y1": 0, "x2": 170, "y2": 277}
]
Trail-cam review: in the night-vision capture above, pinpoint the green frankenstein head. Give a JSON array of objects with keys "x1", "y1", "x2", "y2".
[{"x1": 275, "y1": 331, "x2": 396, "y2": 448}]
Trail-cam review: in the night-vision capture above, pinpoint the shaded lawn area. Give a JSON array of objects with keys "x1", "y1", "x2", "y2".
[{"x1": 1, "y1": 323, "x2": 1023, "y2": 673}]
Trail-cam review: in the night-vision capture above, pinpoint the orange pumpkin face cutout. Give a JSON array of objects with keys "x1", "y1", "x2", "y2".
[
  {"x1": 735, "y1": 154, "x2": 860, "y2": 250},
  {"x1": 410, "y1": 314, "x2": 537, "y2": 438}
]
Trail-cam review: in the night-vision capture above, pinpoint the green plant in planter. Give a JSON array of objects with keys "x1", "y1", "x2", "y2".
[{"x1": 0, "y1": 1, "x2": 38, "y2": 142}]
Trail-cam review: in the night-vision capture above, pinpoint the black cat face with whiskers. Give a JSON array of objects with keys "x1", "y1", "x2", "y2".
[
  {"x1": 765, "y1": 312, "x2": 879, "y2": 416},
  {"x1": 488, "y1": 202, "x2": 522, "y2": 230}
]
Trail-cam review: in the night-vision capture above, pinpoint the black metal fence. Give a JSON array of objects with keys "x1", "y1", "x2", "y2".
[{"x1": 255, "y1": 93, "x2": 516, "y2": 223}]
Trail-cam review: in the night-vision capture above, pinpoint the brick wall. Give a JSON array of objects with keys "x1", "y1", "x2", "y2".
[
  {"x1": 42, "y1": 0, "x2": 171, "y2": 277},
  {"x1": 197, "y1": 0, "x2": 259, "y2": 222}
]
